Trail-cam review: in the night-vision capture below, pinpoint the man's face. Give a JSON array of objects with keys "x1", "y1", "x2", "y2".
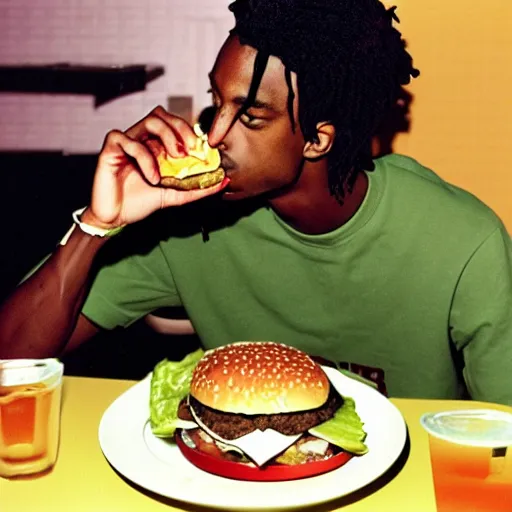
[{"x1": 208, "y1": 35, "x2": 307, "y2": 201}]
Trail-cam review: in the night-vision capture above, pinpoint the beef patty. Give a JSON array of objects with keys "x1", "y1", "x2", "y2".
[{"x1": 179, "y1": 386, "x2": 343, "y2": 440}]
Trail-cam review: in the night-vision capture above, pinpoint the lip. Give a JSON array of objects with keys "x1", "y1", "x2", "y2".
[
  {"x1": 221, "y1": 161, "x2": 233, "y2": 170},
  {"x1": 220, "y1": 153, "x2": 236, "y2": 171},
  {"x1": 220, "y1": 167, "x2": 236, "y2": 184}
]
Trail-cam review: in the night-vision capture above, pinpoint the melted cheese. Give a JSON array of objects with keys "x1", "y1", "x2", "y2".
[
  {"x1": 189, "y1": 405, "x2": 301, "y2": 466},
  {"x1": 158, "y1": 124, "x2": 220, "y2": 179}
]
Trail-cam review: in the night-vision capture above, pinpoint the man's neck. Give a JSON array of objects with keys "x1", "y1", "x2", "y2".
[{"x1": 268, "y1": 167, "x2": 368, "y2": 235}]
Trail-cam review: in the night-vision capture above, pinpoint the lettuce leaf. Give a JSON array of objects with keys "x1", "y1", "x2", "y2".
[
  {"x1": 309, "y1": 397, "x2": 368, "y2": 455},
  {"x1": 149, "y1": 349, "x2": 204, "y2": 436}
]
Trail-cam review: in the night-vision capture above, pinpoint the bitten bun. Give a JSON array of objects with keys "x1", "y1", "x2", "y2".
[
  {"x1": 190, "y1": 342, "x2": 330, "y2": 415},
  {"x1": 158, "y1": 168, "x2": 225, "y2": 190},
  {"x1": 145, "y1": 124, "x2": 224, "y2": 190}
]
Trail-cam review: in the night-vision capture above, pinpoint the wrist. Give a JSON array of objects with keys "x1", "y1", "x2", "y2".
[
  {"x1": 80, "y1": 208, "x2": 122, "y2": 231},
  {"x1": 59, "y1": 207, "x2": 125, "y2": 246}
]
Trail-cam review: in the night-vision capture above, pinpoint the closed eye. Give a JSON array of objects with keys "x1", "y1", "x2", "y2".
[{"x1": 239, "y1": 110, "x2": 264, "y2": 128}]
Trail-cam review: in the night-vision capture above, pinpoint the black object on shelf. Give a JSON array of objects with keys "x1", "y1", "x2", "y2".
[{"x1": 0, "y1": 63, "x2": 165, "y2": 107}]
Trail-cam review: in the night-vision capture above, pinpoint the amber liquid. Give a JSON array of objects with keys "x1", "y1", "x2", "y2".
[
  {"x1": 0, "y1": 382, "x2": 62, "y2": 476},
  {"x1": 429, "y1": 436, "x2": 512, "y2": 512}
]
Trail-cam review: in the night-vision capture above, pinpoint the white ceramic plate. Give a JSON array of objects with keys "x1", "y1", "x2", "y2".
[{"x1": 98, "y1": 366, "x2": 407, "y2": 510}]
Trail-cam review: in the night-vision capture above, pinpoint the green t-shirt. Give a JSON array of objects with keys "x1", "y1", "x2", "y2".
[{"x1": 82, "y1": 155, "x2": 512, "y2": 403}]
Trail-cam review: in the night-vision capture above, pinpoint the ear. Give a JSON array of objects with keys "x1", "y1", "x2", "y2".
[{"x1": 303, "y1": 122, "x2": 335, "y2": 159}]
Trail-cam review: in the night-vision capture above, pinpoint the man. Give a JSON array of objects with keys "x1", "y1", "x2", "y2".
[{"x1": 1, "y1": 0, "x2": 511, "y2": 403}]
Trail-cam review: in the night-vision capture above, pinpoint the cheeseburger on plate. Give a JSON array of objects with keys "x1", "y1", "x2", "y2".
[
  {"x1": 150, "y1": 342, "x2": 368, "y2": 481},
  {"x1": 146, "y1": 124, "x2": 225, "y2": 190}
]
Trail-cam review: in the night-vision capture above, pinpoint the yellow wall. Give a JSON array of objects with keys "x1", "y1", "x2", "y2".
[{"x1": 386, "y1": 0, "x2": 512, "y2": 231}]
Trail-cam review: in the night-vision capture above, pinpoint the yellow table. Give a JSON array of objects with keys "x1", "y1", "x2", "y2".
[{"x1": 1, "y1": 376, "x2": 510, "y2": 512}]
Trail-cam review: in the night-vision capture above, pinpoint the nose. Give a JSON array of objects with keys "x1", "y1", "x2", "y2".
[{"x1": 208, "y1": 107, "x2": 236, "y2": 149}]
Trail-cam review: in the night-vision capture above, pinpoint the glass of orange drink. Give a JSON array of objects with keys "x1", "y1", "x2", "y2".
[
  {"x1": 0, "y1": 359, "x2": 64, "y2": 477},
  {"x1": 421, "y1": 409, "x2": 512, "y2": 512}
]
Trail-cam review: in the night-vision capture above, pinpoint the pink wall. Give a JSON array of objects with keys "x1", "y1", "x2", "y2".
[{"x1": 0, "y1": 0, "x2": 234, "y2": 152}]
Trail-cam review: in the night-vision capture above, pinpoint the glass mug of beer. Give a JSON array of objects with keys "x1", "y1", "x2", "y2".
[{"x1": 0, "y1": 359, "x2": 64, "y2": 477}]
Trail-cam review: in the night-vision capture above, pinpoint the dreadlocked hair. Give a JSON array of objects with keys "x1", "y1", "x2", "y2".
[{"x1": 229, "y1": 0, "x2": 419, "y2": 201}]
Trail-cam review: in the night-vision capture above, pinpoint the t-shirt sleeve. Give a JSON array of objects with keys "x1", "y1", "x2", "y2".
[
  {"x1": 449, "y1": 225, "x2": 512, "y2": 406},
  {"x1": 81, "y1": 240, "x2": 180, "y2": 330}
]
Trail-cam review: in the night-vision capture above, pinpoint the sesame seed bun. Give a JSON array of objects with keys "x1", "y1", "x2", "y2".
[{"x1": 190, "y1": 342, "x2": 330, "y2": 415}]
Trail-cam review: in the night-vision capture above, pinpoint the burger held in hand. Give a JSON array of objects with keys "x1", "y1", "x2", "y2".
[
  {"x1": 146, "y1": 124, "x2": 225, "y2": 190},
  {"x1": 150, "y1": 342, "x2": 368, "y2": 481}
]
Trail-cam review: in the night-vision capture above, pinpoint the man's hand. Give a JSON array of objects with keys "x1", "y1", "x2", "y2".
[{"x1": 82, "y1": 106, "x2": 227, "y2": 229}]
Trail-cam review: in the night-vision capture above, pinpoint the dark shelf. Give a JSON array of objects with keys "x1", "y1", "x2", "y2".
[{"x1": 0, "y1": 63, "x2": 165, "y2": 106}]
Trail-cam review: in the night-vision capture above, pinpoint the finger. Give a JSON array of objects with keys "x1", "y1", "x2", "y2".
[
  {"x1": 146, "y1": 116, "x2": 189, "y2": 159},
  {"x1": 152, "y1": 106, "x2": 198, "y2": 151},
  {"x1": 106, "y1": 131, "x2": 160, "y2": 185},
  {"x1": 99, "y1": 129, "x2": 126, "y2": 155},
  {"x1": 98, "y1": 130, "x2": 136, "y2": 173},
  {"x1": 127, "y1": 113, "x2": 188, "y2": 159},
  {"x1": 160, "y1": 177, "x2": 230, "y2": 208}
]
